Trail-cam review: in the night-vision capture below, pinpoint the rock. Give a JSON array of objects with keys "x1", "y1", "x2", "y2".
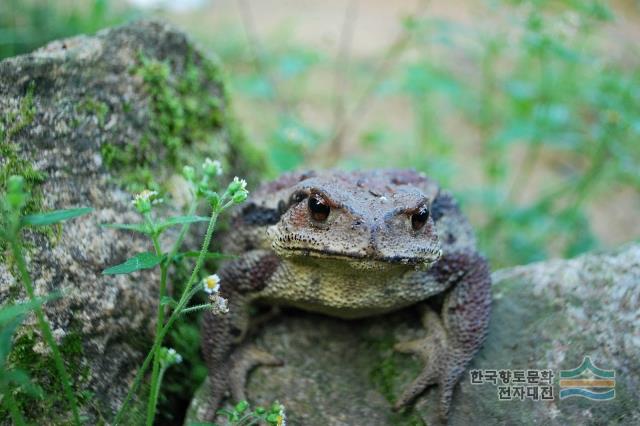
[
  {"x1": 0, "y1": 20, "x2": 262, "y2": 423},
  {"x1": 188, "y1": 244, "x2": 640, "y2": 425}
]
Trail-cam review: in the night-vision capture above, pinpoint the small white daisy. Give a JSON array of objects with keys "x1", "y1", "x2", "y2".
[{"x1": 202, "y1": 274, "x2": 221, "y2": 294}]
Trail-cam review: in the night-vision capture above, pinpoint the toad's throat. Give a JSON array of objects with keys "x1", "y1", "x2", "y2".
[{"x1": 254, "y1": 260, "x2": 446, "y2": 318}]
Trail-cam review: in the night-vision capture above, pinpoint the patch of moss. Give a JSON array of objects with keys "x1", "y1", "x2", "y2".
[
  {"x1": 77, "y1": 97, "x2": 109, "y2": 128},
  {"x1": 1, "y1": 81, "x2": 48, "y2": 264},
  {"x1": 366, "y1": 333, "x2": 425, "y2": 426},
  {"x1": 0, "y1": 326, "x2": 90, "y2": 423},
  {"x1": 1, "y1": 82, "x2": 46, "y2": 210},
  {"x1": 100, "y1": 50, "x2": 262, "y2": 192}
]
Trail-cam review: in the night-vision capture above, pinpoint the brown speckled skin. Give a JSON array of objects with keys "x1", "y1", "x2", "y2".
[{"x1": 202, "y1": 170, "x2": 491, "y2": 420}]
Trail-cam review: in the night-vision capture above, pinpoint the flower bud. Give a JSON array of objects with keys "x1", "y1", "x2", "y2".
[
  {"x1": 202, "y1": 158, "x2": 223, "y2": 177},
  {"x1": 206, "y1": 191, "x2": 221, "y2": 209},
  {"x1": 227, "y1": 177, "x2": 249, "y2": 204},
  {"x1": 232, "y1": 190, "x2": 248, "y2": 204},
  {"x1": 132, "y1": 190, "x2": 160, "y2": 214}
]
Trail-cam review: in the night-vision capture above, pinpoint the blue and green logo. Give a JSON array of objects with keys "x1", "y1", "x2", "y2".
[{"x1": 559, "y1": 356, "x2": 615, "y2": 401}]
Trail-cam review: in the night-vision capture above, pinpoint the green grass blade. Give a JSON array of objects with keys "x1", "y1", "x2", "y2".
[{"x1": 21, "y1": 207, "x2": 93, "y2": 226}]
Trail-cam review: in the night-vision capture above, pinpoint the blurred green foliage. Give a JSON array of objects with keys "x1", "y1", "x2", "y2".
[
  {"x1": 0, "y1": 0, "x2": 134, "y2": 59},
  {"x1": 207, "y1": 0, "x2": 640, "y2": 268},
  {"x1": 5, "y1": 0, "x2": 635, "y2": 268}
]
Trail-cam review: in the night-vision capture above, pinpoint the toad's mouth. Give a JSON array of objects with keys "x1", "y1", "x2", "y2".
[{"x1": 279, "y1": 246, "x2": 442, "y2": 269}]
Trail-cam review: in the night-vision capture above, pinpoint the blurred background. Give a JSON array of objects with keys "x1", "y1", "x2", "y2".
[
  {"x1": 2, "y1": 1, "x2": 639, "y2": 423},
  {"x1": 2, "y1": 0, "x2": 639, "y2": 269}
]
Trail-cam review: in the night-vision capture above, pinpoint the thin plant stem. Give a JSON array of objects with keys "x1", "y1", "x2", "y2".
[
  {"x1": 115, "y1": 198, "x2": 196, "y2": 424},
  {"x1": 9, "y1": 239, "x2": 81, "y2": 426},
  {"x1": 146, "y1": 233, "x2": 168, "y2": 426},
  {"x1": 173, "y1": 202, "x2": 224, "y2": 310},
  {"x1": 114, "y1": 201, "x2": 222, "y2": 424},
  {"x1": 180, "y1": 303, "x2": 213, "y2": 315},
  {"x1": 150, "y1": 366, "x2": 167, "y2": 421}
]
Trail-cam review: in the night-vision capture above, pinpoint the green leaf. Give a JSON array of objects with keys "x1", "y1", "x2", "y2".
[
  {"x1": 102, "y1": 252, "x2": 163, "y2": 275},
  {"x1": 234, "y1": 400, "x2": 249, "y2": 414},
  {"x1": 156, "y1": 215, "x2": 210, "y2": 232},
  {"x1": 21, "y1": 207, "x2": 92, "y2": 226},
  {"x1": 101, "y1": 223, "x2": 151, "y2": 234},
  {"x1": 0, "y1": 297, "x2": 49, "y2": 324}
]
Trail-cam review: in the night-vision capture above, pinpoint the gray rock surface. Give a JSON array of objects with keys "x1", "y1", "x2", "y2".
[
  {"x1": 189, "y1": 243, "x2": 640, "y2": 425},
  {"x1": 0, "y1": 20, "x2": 260, "y2": 423}
]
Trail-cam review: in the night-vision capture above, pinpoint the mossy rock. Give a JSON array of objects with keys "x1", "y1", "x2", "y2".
[
  {"x1": 0, "y1": 20, "x2": 264, "y2": 423},
  {"x1": 188, "y1": 244, "x2": 640, "y2": 425}
]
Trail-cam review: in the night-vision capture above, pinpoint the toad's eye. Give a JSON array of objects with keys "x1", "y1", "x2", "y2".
[
  {"x1": 308, "y1": 194, "x2": 330, "y2": 222},
  {"x1": 411, "y1": 206, "x2": 430, "y2": 231}
]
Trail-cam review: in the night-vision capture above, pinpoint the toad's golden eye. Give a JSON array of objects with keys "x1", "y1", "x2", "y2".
[
  {"x1": 411, "y1": 206, "x2": 430, "y2": 231},
  {"x1": 308, "y1": 194, "x2": 330, "y2": 222}
]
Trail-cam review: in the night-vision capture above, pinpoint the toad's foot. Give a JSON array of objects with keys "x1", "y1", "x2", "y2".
[
  {"x1": 393, "y1": 307, "x2": 444, "y2": 409},
  {"x1": 394, "y1": 252, "x2": 491, "y2": 420},
  {"x1": 393, "y1": 306, "x2": 472, "y2": 420},
  {"x1": 229, "y1": 344, "x2": 284, "y2": 403}
]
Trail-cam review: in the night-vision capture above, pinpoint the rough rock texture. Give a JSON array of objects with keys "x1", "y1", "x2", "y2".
[
  {"x1": 189, "y1": 243, "x2": 640, "y2": 425},
  {"x1": 0, "y1": 20, "x2": 261, "y2": 423}
]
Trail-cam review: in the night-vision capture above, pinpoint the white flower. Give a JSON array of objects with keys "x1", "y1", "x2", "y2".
[
  {"x1": 133, "y1": 190, "x2": 158, "y2": 203},
  {"x1": 160, "y1": 347, "x2": 183, "y2": 366},
  {"x1": 132, "y1": 190, "x2": 161, "y2": 213},
  {"x1": 228, "y1": 177, "x2": 249, "y2": 204},
  {"x1": 230, "y1": 177, "x2": 247, "y2": 192},
  {"x1": 202, "y1": 274, "x2": 221, "y2": 294},
  {"x1": 167, "y1": 348, "x2": 183, "y2": 364}
]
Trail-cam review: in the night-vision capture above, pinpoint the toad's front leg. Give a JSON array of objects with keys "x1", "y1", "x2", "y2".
[
  {"x1": 394, "y1": 251, "x2": 491, "y2": 420},
  {"x1": 200, "y1": 250, "x2": 282, "y2": 421}
]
